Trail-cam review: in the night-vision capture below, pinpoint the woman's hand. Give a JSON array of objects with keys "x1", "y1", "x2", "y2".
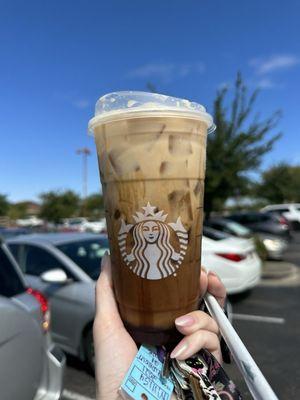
[{"x1": 93, "y1": 255, "x2": 226, "y2": 400}]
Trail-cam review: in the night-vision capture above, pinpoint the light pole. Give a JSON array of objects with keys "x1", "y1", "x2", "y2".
[{"x1": 76, "y1": 147, "x2": 91, "y2": 216}]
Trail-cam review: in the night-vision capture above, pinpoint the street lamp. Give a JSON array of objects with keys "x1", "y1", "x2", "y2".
[{"x1": 76, "y1": 147, "x2": 91, "y2": 215}]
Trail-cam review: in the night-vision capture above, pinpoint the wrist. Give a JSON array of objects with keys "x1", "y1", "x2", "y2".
[
  {"x1": 96, "y1": 378, "x2": 123, "y2": 400},
  {"x1": 96, "y1": 389, "x2": 123, "y2": 400}
]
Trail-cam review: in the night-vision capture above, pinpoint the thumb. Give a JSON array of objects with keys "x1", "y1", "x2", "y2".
[{"x1": 95, "y1": 254, "x2": 124, "y2": 336}]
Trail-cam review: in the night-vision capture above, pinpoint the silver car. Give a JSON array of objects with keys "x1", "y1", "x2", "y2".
[
  {"x1": 0, "y1": 238, "x2": 65, "y2": 400},
  {"x1": 7, "y1": 233, "x2": 109, "y2": 371}
]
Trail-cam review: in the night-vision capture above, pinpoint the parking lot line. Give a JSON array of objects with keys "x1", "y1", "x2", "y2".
[
  {"x1": 233, "y1": 313, "x2": 285, "y2": 324},
  {"x1": 63, "y1": 389, "x2": 95, "y2": 400}
]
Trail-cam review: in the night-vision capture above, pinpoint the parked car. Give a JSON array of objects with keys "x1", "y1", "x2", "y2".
[
  {"x1": 202, "y1": 227, "x2": 262, "y2": 294},
  {"x1": 16, "y1": 216, "x2": 44, "y2": 227},
  {"x1": 205, "y1": 218, "x2": 288, "y2": 260},
  {"x1": 7, "y1": 233, "x2": 109, "y2": 371},
  {"x1": 0, "y1": 238, "x2": 65, "y2": 400},
  {"x1": 205, "y1": 217, "x2": 252, "y2": 238},
  {"x1": 7, "y1": 230, "x2": 260, "y2": 372},
  {"x1": 261, "y1": 203, "x2": 300, "y2": 230},
  {"x1": 226, "y1": 211, "x2": 291, "y2": 239},
  {"x1": 62, "y1": 217, "x2": 106, "y2": 233}
]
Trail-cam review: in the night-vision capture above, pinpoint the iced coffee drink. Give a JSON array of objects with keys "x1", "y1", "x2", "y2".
[{"x1": 89, "y1": 92, "x2": 214, "y2": 345}]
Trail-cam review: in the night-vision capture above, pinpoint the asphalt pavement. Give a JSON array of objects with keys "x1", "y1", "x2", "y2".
[{"x1": 61, "y1": 233, "x2": 300, "y2": 400}]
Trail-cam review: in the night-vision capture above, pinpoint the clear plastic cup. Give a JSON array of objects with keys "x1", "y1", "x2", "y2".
[{"x1": 89, "y1": 91, "x2": 214, "y2": 345}]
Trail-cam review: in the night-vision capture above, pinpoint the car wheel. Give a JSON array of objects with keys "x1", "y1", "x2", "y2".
[{"x1": 84, "y1": 328, "x2": 95, "y2": 374}]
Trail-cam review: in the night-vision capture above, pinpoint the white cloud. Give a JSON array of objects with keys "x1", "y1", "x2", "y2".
[
  {"x1": 127, "y1": 62, "x2": 205, "y2": 82},
  {"x1": 250, "y1": 55, "x2": 300, "y2": 74},
  {"x1": 256, "y1": 78, "x2": 277, "y2": 89},
  {"x1": 127, "y1": 63, "x2": 175, "y2": 80},
  {"x1": 71, "y1": 99, "x2": 90, "y2": 109}
]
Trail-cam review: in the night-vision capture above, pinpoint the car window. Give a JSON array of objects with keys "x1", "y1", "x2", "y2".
[
  {"x1": 229, "y1": 215, "x2": 244, "y2": 223},
  {"x1": 232, "y1": 214, "x2": 270, "y2": 223},
  {"x1": 8, "y1": 243, "x2": 21, "y2": 264},
  {"x1": 23, "y1": 245, "x2": 66, "y2": 276},
  {"x1": 0, "y1": 245, "x2": 25, "y2": 297},
  {"x1": 255, "y1": 214, "x2": 271, "y2": 222},
  {"x1": 265, "y1": 209, "x2": 279, "y2": 215},
  {"x1": 267, "y1": 206, "x2": 290, "y2": 213},
  {"x1": 226, "y1": 221, "x2": 251, "y2": 235},
  {"x1": 57, "y1": 238, "x2": 110, "y2": 280},
  {"x1": 203, "y1": 226, "x2": 229, "y2": 241}
]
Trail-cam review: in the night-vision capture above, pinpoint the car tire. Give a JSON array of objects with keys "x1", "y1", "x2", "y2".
[{"x1": 84, "y1": 328, "x2": 95, "y2": 375}]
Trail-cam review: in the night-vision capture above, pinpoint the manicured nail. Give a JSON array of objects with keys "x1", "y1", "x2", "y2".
[
  {"x1": 170, "y1": 342, "x2": 188, "y2": 359},
  {"x1": 101, "y1": 253, "x2": 109, "y2": 269},
  {"x1": 175, "y1": 315, "x2": 194, "y2": 327}
]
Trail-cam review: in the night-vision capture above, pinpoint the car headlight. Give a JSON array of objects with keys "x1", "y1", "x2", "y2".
[{"x1": 263, "y1": 238, "x2": 282, "y2": 251}]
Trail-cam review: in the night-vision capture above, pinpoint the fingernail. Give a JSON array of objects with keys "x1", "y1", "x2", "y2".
[
  {"x1": 101, "y1": 253, "x2": 109, "y2": 269},
  {"x1": 208, "y1": 271, "x2": 218, "y2": 278},
  {"x1": 175, "y1": 315, "x2": 194, "y2": 327},
  {"x1": 170, "y1": 342, "x2": 188, "y2": 359},
  {"x1": 201, "y1": 266, "x2": 207, "y2": 273}
]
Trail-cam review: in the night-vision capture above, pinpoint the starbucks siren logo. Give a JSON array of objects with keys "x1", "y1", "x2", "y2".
[{"x1": 118, "y1": 203, "x2": 188, "y2": 280}]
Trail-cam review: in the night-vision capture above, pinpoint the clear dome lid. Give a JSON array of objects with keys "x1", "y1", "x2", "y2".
[{"x1": 88, "y1": 91, "x2": 215, "y2": 133}]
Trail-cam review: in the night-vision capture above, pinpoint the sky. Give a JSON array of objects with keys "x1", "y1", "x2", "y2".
[{"x1": 1, "y1": 0, "x2": 300, "y2": 202}]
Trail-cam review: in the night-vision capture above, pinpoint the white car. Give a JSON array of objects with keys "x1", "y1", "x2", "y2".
[
  {"x1": 202, "y1": 227, "x2": 262, "y2": 294},
  {"x1": 261, "y1": 203, "x2": 300, "y2": 225},
  {"x1": 63, "y1": 217, "x2": 106, "y2": 233},
  {"x1": 16, "y1": 216, "x2": 44, "y2": 227},
  {"x1": 82, "y1": 219, "x2": 106, "y2": 233}
]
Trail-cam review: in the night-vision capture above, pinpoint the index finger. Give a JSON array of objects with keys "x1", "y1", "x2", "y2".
[{"x1": 207, "y1": 271, "x2": 226, "y2": 307}]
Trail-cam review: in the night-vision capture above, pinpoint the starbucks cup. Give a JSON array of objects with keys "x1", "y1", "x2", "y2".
[{"x1": 89, "y1": 91, "x2": 214, "y2": 345}]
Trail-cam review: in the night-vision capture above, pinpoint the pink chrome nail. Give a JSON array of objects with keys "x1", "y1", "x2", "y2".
[
  {"x1": 175, "y1": 315, "x2": 194, "y2": 327},
  {"x1": 170, "y1": 342, "x2": 188, "y2": 359}
]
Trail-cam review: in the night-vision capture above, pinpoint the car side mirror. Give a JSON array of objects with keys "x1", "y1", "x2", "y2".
[{"x1": 41, "y1": 268, "x2": 69, "y2": 284}]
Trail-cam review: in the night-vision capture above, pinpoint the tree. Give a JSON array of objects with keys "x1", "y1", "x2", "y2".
[
  {"x1": 0, "y1": 194, "x2": 9, "y2": 216},
  {"x1": 255, "y1": 163, "x2": 300, "y2": 203},
  {"x1": 39, "y1": 190, "x2": 80, "y2": 223},
  {"x1": 8, "y1": 202, "x2": 27, "y2": 220},
  {"x1": 84, "y1": 193, "x2": 104, "y2": 218},
  {"x1": 204, "y1": 73, "x2": 281, "y2": 217}
]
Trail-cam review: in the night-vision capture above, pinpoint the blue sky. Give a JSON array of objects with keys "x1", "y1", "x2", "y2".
[{"x1": 1, "y1": 0, "x2": 300, "y2": 202}]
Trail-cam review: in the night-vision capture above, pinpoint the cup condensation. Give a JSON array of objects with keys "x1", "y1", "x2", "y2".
[{"x1": 89, "y1": 91, "x2": 214, "y2": 345}]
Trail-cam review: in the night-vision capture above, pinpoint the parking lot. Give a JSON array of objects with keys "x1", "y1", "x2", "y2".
[{"x1": 61, "y1": 233, "x2": 300, "y2": 400}]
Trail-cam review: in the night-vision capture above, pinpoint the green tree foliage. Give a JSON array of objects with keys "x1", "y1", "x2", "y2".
[
  {"x1": 84, "y1": 193, "x2": 104, "y2": 218},
  {"x1": 8, "y1": 202, "x2": 27, "y2": 220},
  {"x1": 205, "y1": 73, "x2": 281, "y2": 217},
  {"x1": 0, "y1": 194, "x2": 9, "y2": 216},
  {"x1": 255, "y1": 163, "x2": 300, "y2": 203},
  {"x1": 39, "y1": 190, "x2": 80, "y2": 223}
]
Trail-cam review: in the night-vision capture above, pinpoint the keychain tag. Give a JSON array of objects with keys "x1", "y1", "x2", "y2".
[{"x1": 120, "y1": 344, "x2": 174, "y2": 400}]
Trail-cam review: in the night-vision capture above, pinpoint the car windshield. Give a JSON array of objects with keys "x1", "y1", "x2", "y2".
[
  {"x1": 203, "y1": 226, "x2": 229, "y2": 241},
  {"x1": 56, "y1": 238, "x2": 110, "y2": 280},
  {"x1": 226, "y1": 221, "x2": 251, "y2": 236}
]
